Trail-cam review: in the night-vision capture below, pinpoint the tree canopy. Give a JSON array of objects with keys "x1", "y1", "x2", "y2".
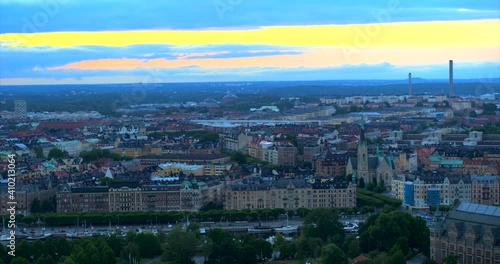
[{"x1": 358, "y1": 210, "x2": 429, "y2": 256}]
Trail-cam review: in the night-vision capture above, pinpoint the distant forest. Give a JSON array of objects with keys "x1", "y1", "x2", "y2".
[{"x1": 1, "y1": 80, "x2": 498, "y2": 114}]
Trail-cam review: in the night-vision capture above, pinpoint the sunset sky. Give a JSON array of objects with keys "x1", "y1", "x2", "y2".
[{"x1": 0, "y1": 0, "x2": 499, "y2": 85}]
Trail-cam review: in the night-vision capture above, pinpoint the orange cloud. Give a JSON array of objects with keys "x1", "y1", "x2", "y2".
[{"x1": 47, "y1": 46, "x2": 499, "y2": 71}]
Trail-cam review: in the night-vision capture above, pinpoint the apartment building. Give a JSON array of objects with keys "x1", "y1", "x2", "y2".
[
  {"x1": 224, "y1": 177, "x2": 356, "y2": 210},
  {"x1": 56, "y1": 179, "x2": 224, "y2": 213}
]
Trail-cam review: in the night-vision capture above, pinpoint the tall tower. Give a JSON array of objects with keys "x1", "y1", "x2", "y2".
[
  {"x1": 408, "y1": 72, "x2": 412, "y2": 96},
  {"x1": 357, "y1": 118, "x2": 369, "y2": 183},
  {"x1": 449, "y1": 60, "x2": 453, "y2": 97},
  {"x1": 14, "y1": 100, "x2": 27, "y2": 119}
]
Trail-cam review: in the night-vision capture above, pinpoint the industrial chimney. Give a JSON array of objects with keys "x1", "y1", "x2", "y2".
[
  {"x1": 408, "y1": 72, "x2": 412, "y2": 96},
  {"x1": 449, "y1": 60, "x2": 453, "y2": 97}
]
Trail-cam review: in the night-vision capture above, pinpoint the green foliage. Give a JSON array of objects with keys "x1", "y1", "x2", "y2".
[
  {"x1": 47, "y1": 148, "x2": 68, "y2": 159},
  {"x1": 135, "y1": 232, "x2": 162, "y2": 258},
  {"x1": 206, "y1": 228, "x2": 241, "y2": 264},
  {"x1": 33, "y1": 146, "x2": 45, "y2": 158},
  {"x1": 320, "y1": 244, "x2": 348, "y2": 264},
  {"x1": 232, "y1": 152, "x2": 247, "y2": 165},
  {"x1": 442, "y1": 255, "x2": 460, "y2": 264},
  {"x1": 199, "y1": 201, "x2": 223, "y2": 212},
  {"x1": 481, "y1": 103, "x2": 498, "y2": 115},
  {"x1": 240, "y1": 235, "x2": 273, "y2": 262},
  {"x1": 358, "y1": 210, "x2": 429, "y2": 256},
  {"x1": 30, "y1": 198, "x2": 42, "y2": 214},
  {"x1": 273, "y1": 233, "x2": 296, "y2": 260},
  {"x1": 100, "y1": 177, "x2": 118, "y2": 186},
  {"x1": 286, "y1": 134, "x2": 297, "y2": 146},
  {"x1": 356, "y1": 188, "x2": 402, "y2": 208},
  {"x1": 301, "y1": 208, "x2": 344, "y2": 244},
  {"x1": 428, "y1": 205, "x2": 451, "y2": 212},
  {"x1": 358, "y1": 177, "x2": 365, "y2": 188},
  {"x1": 11, "y1": 258, "x2": 30, "y2": 264},
  {"x1": 79, "y1": 148, "x2": 125, "y2": 162},
  {"x1": 296, "y1": 236, "x2": 324, "y2": 260},
  {"x1": 342, "y1": 236, "x2": 361, "y2": 258},
  {"x1": 120, "y1": 242, "x2": 140, "y2": 263},
  {"x1": 163, "y1": 225, "x2": 198, "y2": 264}
]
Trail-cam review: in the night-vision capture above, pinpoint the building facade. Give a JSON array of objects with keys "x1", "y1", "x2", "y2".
[
  {"x1": 430, "y1": 201, "x2": 500, "y2": 264},
  {"x1": 56, "y1": 179, "x2": 223, "y2": 213},
  {"x1": 224, "y1": 178, "x2": 356, "y2": 210},
  {"x1": 314, "y1": 150, "x2": 349, "y2": 177},
  {"x1": 471, "y1": 175, "x2": 500, "y2": 205}
]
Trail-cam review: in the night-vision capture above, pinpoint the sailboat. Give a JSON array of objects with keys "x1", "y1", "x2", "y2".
[
  {"x1": 27, "y1": 218, "x2": 52, "y2": 240},
  {"x1": 274, "y1": 214, "x2": 298, "y2": 234}
]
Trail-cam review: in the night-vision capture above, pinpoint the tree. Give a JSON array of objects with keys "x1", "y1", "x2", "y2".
[
  {"x1": 47, "y1": 148, "x2": 67, "y2": 159},
  {"x1": 301, "y1": 208, "x2": 344, "y2": 244},
  {"x1": 33, "y1": 146, "x2": 45, "y2": 158},
  {"x1": 11, "y1": 258, "x2": 30, "y2": 264},
  {"x1": 30, "y1": 198, "x2": 42, "y2": 214},
  {"x1": 105, "y1": 235, "x2": 125, "y2": 257},
  {"x1": 358, "y1": 210, "x2": 429, "y2": 256},
  {"x1": 120, "y1": 242, "x2": 140, "y2": 264},
  {"x1": 163, "y1": 225, "x2": 198, "y2": 264},
  {"x1": 273, "y1": 233, "x2": 296, "y2": 260},
  {"x1": 296, "y1": 236, "x2": 324, "y2": 260},
  {"x1": 358, "y1": 177, "x2": 365, "y2": 188},
  {"x1": 482, "y1": 103, "x2": 497, "y2": 115},
  {"x1": 206, "y1": 228, "x2": 241, "y2": 264},
  {"x1": 442, "y1": 255, "x2": 460, "y2": 264},
  {"x1": 135, "y1": 232, "x2": 161, "y2": 258},
  {"x1": 232, "y1": 152, "x2": 247, "y2": 165},
  {"x1": 343, "y1": 236, "x2": 361, "y2": 258},
  {"x1": 99, "y1": 177, "x2": 117, "y2": 186},
  {"x1": 320, "y1": 244, "x2": 348, "y2": 264},
  {"x1": 41, "y1": 199, "x2": 54, "y2": 212},
  {"x1": 374, "y1": 179, "x2": 385, "y2": 193}
]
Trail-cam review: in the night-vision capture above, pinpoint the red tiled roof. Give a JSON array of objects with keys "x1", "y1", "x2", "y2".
[
  {"x1": 349, "y1": 255, "x2": 369, "y2": 264},
  {"x1": 38, "y1": 122, "x2": 83, "y2": 130},
  {"x1": 8, "y1": 130, "x2": 44, "y2": 137},
  {"x1": 54, "y1": 171, "x2": 69, "y2": 177}
]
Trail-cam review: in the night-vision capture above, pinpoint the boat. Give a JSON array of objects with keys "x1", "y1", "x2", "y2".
[
  {"x1": 274, "y1": 215, "x2": 298, "y2": 234},
  {"x1": 0, "y1": 234, "x2": 10, "y2": 241},
  {"x1": 247, "y1": 224, "x2": 273, "y2": 234},
  {"x1": 26, "y1": 233, "x2": 52, "y2": 240},
  {"x1": 66, "y1": 232, "x2": 77, "y2": 238},
  {"x1": 274, "y1": 225, "x2": 298, "y2": 234},
  {"x1": 343, "y1": 222, "x2": 359, "y2": 233}
]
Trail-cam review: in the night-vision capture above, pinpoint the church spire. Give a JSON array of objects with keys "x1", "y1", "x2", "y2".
[{"x1": 359, "y1": 116, "x2": 366, "y2": 142}]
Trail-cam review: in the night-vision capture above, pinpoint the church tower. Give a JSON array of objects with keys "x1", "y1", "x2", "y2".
[{"x1": 357, "y1": 118, "x2": 370, "y2": 183}]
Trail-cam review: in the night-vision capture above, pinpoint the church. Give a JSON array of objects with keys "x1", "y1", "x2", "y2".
[{"x1": 346, "y1": 120, "x2": 395, "y2": 188}]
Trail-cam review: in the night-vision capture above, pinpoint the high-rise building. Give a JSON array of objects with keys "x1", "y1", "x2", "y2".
[{"x1": 14, "y1": 100, "x2": 27, "y2": 119}]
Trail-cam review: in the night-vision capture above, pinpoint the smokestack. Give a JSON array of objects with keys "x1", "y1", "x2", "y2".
[
  {"x1": 408, "y1": 72, "x2": 412, "y2": 96},
  {"x1": 449, "y1": 60, "x2": 453, "y2": 97}
]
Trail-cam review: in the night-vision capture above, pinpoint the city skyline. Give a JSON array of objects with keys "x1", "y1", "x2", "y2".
[{"x1": 0, "y1": 0, "x2": 499, "y2": 85}]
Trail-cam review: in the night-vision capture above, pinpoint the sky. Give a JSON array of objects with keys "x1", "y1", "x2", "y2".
[{"x1": 0, "y1": 0, "x2": 499, "y2": 85}]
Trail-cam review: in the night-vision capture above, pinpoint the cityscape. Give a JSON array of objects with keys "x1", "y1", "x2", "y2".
[{"x1": 0, "y1": 1, "x2": 499, "y2": 264}]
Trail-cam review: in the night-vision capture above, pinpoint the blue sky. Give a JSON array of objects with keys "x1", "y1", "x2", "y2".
[{"x1": 0, "y1": 0, "x2": 499, "y2": 85}]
